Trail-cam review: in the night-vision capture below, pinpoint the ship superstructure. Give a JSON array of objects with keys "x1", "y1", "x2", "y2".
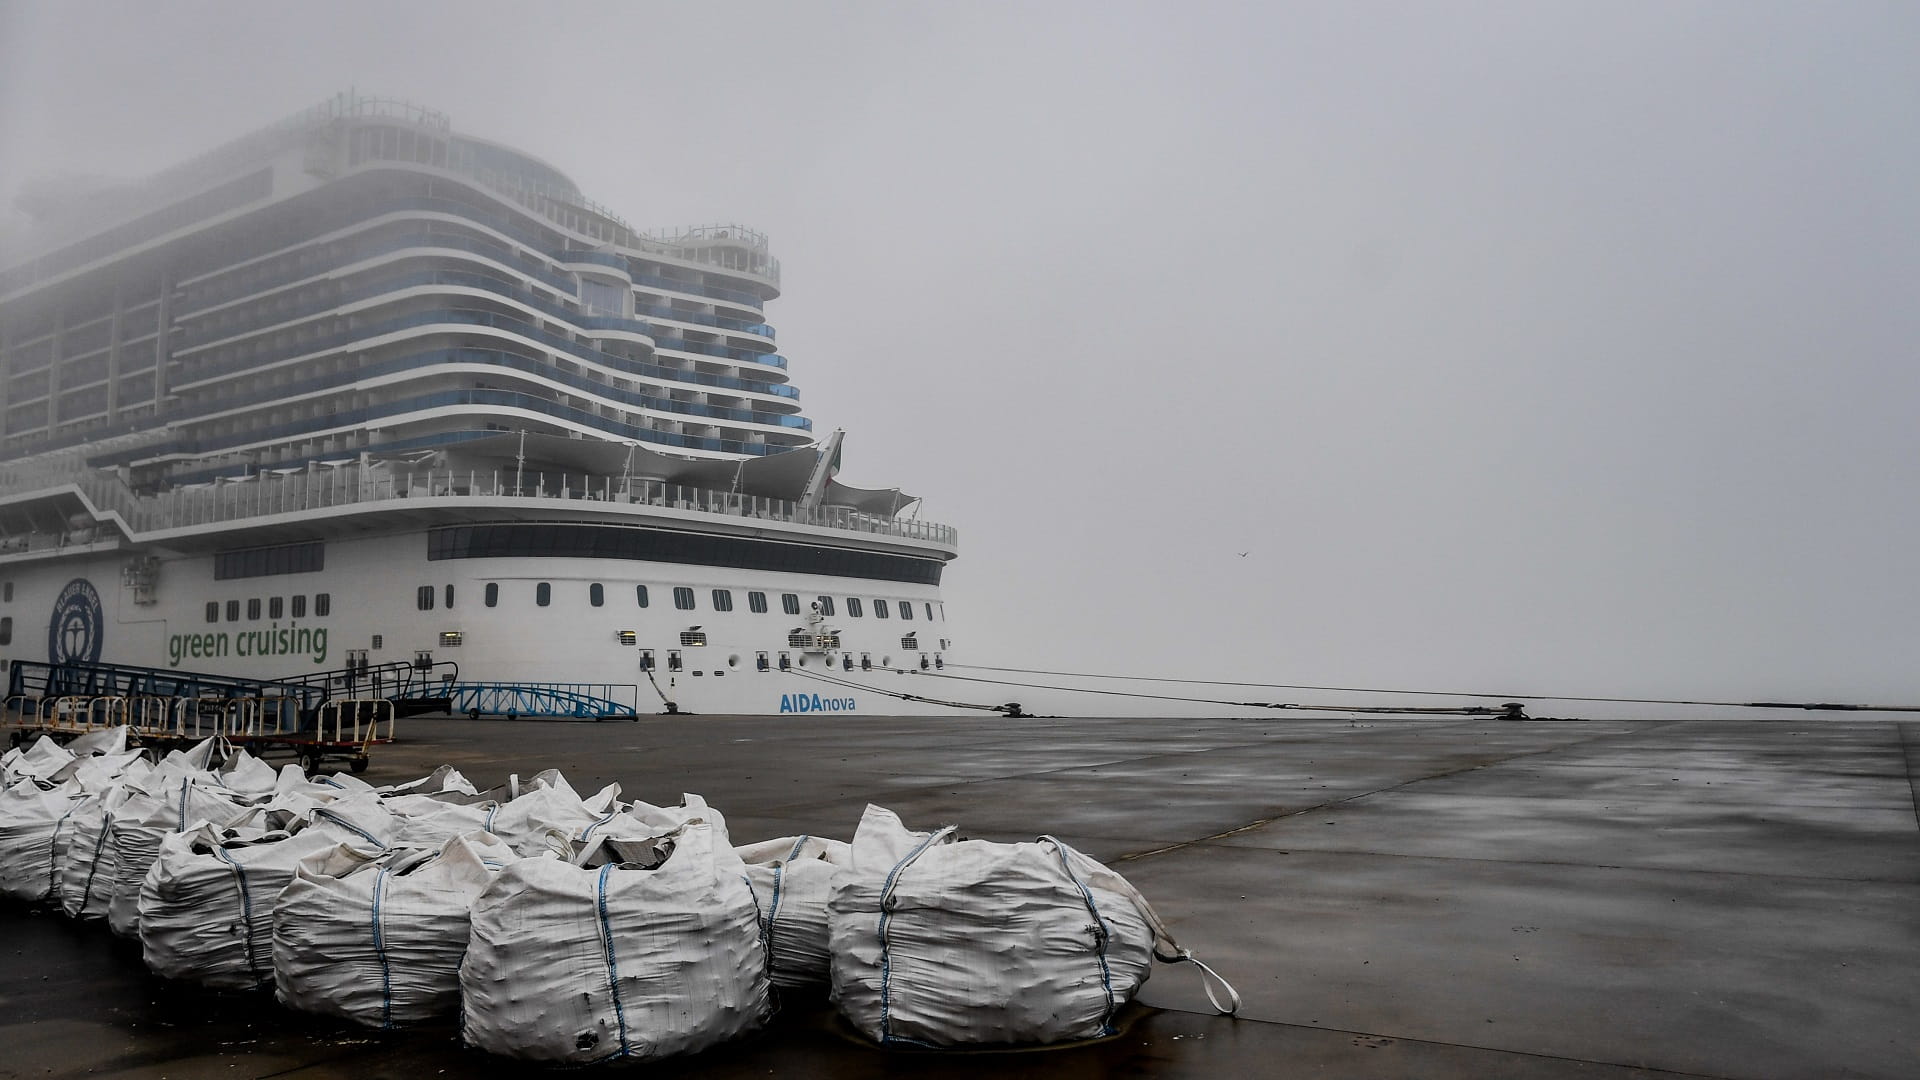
[{"x1": 0, "y1": 92, "x2": 958, "y2": 715}]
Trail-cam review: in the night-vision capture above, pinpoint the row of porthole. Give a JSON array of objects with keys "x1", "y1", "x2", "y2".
[
  {"x1": 205, "y1": 593, "x2": 333, "y2": 624},
  {"x1": 637, "y1": 650, "x2": 942, "y2": 673},
  {"x1": 420, "y1": 580, "x2": 943, "y2": 622}
]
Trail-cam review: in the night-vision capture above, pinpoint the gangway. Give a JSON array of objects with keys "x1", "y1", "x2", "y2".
[
  {"x1": 442, "y1": 682, "x2": 639, "y2": 720},
  {"x1": 267, "y1": 657, "x2": 460, "y2": 712},
  {"x1": 7, "y1": 659, "x2": 330, "y2": 715}
]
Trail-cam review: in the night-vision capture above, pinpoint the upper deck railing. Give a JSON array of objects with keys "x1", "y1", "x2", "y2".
[{"x1": 0, "y1": 457, "x2": 955, "y2": 554}]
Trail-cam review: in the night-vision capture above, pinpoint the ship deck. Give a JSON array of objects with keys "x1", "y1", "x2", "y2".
[{"x1": 1, "y1": 713, "x2": 1914, "y2": 1079}]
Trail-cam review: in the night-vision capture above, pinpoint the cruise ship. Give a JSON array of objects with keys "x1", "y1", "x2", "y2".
[{"x1": 0, "y1": 92, "x2": 961, "y2": 717}]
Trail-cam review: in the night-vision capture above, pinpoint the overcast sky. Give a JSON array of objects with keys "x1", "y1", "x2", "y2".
[{"x1": 2, "y1": 1, "x2": 1916, "y2": 716}]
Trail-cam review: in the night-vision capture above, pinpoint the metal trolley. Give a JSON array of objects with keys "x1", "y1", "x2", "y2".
[{"x1": 3, "y1": 657, "x2": 454, "y2": 774}]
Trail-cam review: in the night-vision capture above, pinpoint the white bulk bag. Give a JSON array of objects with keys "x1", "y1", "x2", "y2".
[
  {"x1": 106, "y1": 778, "x2": 254, "y2": 937},
  {"x1": 48, "y1": 747, "x2": 151, "y2": 796},
  {"x1": 737, "y1": 834, "x2": 850, "y2": 990},
  {"x1": 274, "y1": 832, "x2": 513, "y2": 1028},
  {"x1": 829, "y1": 804, "x2": 1237, "y2": 1047},
  {"x1": 460, "y1": 822, "x2": 770, "y2": 1063},
  {"x1": 480, "y1": 776, "x2": 623, "y2": 858},
  {"x1": 1, "y1": 737, "x2": 75, "y2": 786},
  {"x1": 65, "y1": 726, "x2": 133, "y2": 756},
  {"x1": 0, "y1": 779, "x2": 88, "y2": 902},
  {"x1": 138, "y1": 824, "x2": 366, "y2": 989},
  {"x1": 214, "y1": 749, "x2": 281, "y2": 798},
  {"x1": 617, "y1": 793, "x2": 729, "y2": 846},
  {"x1": 383, "y1": 794, "x2": 494, "y2": 848},
  {"x1": 56, "y1": 783, "x2": 142, "y2": 920},
  {"x1": 378, "y1": 765, "x2": 478, "y2": 797}
]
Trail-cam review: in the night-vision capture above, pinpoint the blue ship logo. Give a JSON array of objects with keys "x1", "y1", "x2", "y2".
[{"x1": 47, "y1": 578, "x2": 104, "y2": 665}]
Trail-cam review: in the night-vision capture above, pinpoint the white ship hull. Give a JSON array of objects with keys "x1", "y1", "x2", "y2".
[{"x1": 1, "y1": 536, "x2": 960, "y2": 718}]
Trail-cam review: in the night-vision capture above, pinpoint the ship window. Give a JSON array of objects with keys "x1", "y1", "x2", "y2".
[
  {"x1": 214, "y1": 539, "x2": 324, "y2": 580},
  {"x1": 445, "y1": 584, "x2": 455, "y2": 609},
  {"x1": 926, "y1": 602, "x2": 935, "y2": 621},
  {"x1": 673, "y1": 587, "x2": 695, "y2": 610},
  {"x1": 635, "y1": 585, "x2": 650, "y2": 608},
  {"x1": 536, "y1": 582, "x2": 552, "y2": 607},
  {"x1": 269, "y1": 597, "x2": 283, "y2": 620},
  {"x1": 748, "y1": 591, "x2": 767, "y2": 614},
  {"x1": 712, "y1": 589, "x2": 733, "y2": 612},
  {"x1": 206, "y1": 602, "x2": 219, "y2": 624},
  {"x1": 846, "y1": 598, "x2": 863, "y2": 618},
  {"x1": 226, "y1": 600, "x2": 240, "y2": 622},
  {"x1": 781, "y1": 593, "x2": 800, "y2": 615},
  {"x1": 815, "y1": 596, "x2": 835, "y2": 616},
  {"x1": 2, "y1": 582, "x2": 10, "y2": 602},
  {"x1": 484, "y1": 583, "x2": 498, "y2": 608},
  {"x1": 898, "y1": 600, "x2": 913, "y2": 620},
  {"x1": 292, "y1": 595, "x2": 306, "y2": 618},
  {"x1": 0, "y1": 617, "x2": 10, "y2": 646},
  {"x1": 590, "y1": 583, "x2": 605, "y2": 607},
  {"x1": 316, "y1": 593, "x2": 331, "y2": 616},
  {"x1": 371, "y1": 634, "x2": 383, "y2": 650},
  {"x1": 874, "y1": 599, "x2": 889, "y2": 619},
  {"x1": 416, "y1": 586, "x2": 434, "y2": 611}
]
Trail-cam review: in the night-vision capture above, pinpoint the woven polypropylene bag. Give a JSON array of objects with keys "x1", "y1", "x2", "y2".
[
  {"x1": 737, "y1": 834, "x2": 849, "y2": 989},
  {"x1": 828, "y1": 804, "x2": 1160, "y2": 1047},
  {"x1": 460, "y1": 822, "x2": 770, "y2": 1063},
  {"x1": 274, "y1": 832, "x2": 513, "y2": 1027}
]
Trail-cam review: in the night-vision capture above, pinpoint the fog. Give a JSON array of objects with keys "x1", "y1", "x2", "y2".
[{"x1": 4, "y1": 2, "x2": 1916, "y2": 716}]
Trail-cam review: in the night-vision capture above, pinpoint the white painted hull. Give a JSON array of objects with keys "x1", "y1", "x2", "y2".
[{"x1": 0, "y1": 529, "x2": 964, "y2": 717}]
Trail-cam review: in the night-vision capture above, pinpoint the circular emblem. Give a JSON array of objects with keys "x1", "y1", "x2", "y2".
[{"x1": 47, "y1": 578, "x2": 104, "y2": 666}]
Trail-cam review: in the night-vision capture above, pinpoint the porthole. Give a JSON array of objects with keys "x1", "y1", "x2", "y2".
[
  {"x1": 590, "y1": 583, "x2": 605, "y2": 607},
  {"x1": 881, "y1": 655, "x2": 892, "y2": 668},
  {"x1": 485, "y1": 583, "x2": 499, "y2": 607},
  {"x1": 536, "y1": 582, "x2": 551, "y2": 607}
]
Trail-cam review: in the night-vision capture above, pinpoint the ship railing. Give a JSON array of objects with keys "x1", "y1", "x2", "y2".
[{"x1": 1, "y1": 461, "x2": 956, "y2": 548}]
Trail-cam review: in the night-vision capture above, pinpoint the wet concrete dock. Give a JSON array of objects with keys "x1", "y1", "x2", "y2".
[{"x1": 1, "y1": 714, "x2": 1915, "y2": 1078}]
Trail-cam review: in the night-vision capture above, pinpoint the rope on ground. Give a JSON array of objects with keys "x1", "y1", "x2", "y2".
[{"x1": 944, "y1": 664, "x2": 1920, "y2": 714}]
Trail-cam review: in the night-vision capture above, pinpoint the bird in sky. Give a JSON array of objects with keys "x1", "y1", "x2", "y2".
[{"x1": 1237, "y1": 551, "x2": 1250, "y2": 558}]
